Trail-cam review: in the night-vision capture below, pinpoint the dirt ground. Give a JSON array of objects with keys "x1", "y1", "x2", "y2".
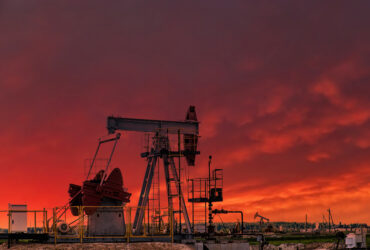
[
  {"x1": 0, "y1": 242, "x2": 194, "y2": 250},
  {"x1": 249, "y1": 242, "x2": 340, "y2": 250},
  {"x1": 0, "y1": 241, "x2": 344, "y2": 249}
]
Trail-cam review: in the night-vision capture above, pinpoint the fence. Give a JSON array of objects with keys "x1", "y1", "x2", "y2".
[
  {"x1": 1, "y1": 205, "x2": 174, "y2": 244},
  {"x1": 51, "y1": 205, "x2": 174, "y2": 243},
  {"x1": 0, "y1": 208, "x2": 48, "y2": 234}
]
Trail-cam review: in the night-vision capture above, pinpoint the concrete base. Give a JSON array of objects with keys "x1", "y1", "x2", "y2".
[{"x1": 87, "y1": 206, "x2": 126, "y2": 236}]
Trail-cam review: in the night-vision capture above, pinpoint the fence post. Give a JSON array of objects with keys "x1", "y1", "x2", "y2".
[
  {"x1": 53, "y1": 208, "x2": 56, "y2": 245},
  {"x1": 42, "y1": 209, "x2": 45, "y2": 233},
  {"x1": 43, "y1": 208, "x2": 47, "y2": 233},
  {"x1": 34, "y1": 211, "x2": 37, "y2": 233},
  {"x1": 80, "y1": 206, "x2": 83, "y2": 243}
]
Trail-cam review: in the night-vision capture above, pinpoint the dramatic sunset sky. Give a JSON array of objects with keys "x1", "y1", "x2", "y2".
[{"x1": 1, "y1": 1, "x2": 370, "y2": 225}]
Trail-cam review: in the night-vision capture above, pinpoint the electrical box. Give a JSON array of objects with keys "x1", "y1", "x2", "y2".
[
  {"x1": 210, "y1": 188, "x2": 223, "y2": 202},
  {"x1": 8, "y1": 204, "x2": 27, "y2": 233}
]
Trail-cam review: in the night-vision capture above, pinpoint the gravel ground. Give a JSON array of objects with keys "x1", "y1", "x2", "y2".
[{"x1": 249, "y1": 242, "x2": 341, "y2": 250}]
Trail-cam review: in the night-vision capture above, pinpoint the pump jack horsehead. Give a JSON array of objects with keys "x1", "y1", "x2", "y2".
[{"x1": 107, "y1": 106, "x2": 199, "y2": 234}]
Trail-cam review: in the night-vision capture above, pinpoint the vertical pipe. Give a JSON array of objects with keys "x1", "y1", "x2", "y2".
[
  {"x1": 45, "y1": 210, "x2": 48, "y2": 233},
  {"x1": 208, "y1": 155, "x2": 213, "y2": 234},
  {"x1": 53, "y1": 208, "x2": 56, "y2": 245},
  {"x1": 241, "y1": 212, "x2": 243, "y2": 234},
  {"x1": 8, "y1": 210, "x2": 11, "y2": 233},
  {"x1": 205, "y1": 181, "x2": 207, "y2": 231},
  {"x1": 42, "y1": 210, "x2": 45, "y2": 233},
  {"x1": 34, "y1": 211, "x2": 37, "y2": 233},
  {"x1": 192, "y1": 180, "x2": 194, "y2": 231}
]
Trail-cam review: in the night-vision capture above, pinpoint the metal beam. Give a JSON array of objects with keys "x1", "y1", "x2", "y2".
[
  {"x1": 132, "y1": 156, "x2": 157, "y2": 234},
  {"x1": 168, "y1": 157, "x2": 192, "y2": 233},
  {"x1": 107, "y1": 117, "x2": 199, "y2": 135}
]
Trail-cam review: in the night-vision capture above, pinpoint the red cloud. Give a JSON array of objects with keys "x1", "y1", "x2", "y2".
[
  {"x1": 0, "y1": 1, "x2": 369, "y2": 225},
  {"x1": 307, "y1": 152, "x2": 330, "y2": 162}
]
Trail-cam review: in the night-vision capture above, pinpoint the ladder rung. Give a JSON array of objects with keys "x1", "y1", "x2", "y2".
[{"x1": 173, "y1": 210, "x2": 184, "y2": 214}]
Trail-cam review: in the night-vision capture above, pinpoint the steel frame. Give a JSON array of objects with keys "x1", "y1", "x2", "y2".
[{"x1": 132, "y1": 134, "x2": 192, "y2": 234}]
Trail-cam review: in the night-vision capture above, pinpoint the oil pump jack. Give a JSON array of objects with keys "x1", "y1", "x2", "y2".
[
  {"x1": 254, "y1": 212, "x2": 270, "y2": 231},
  {"x1": 107, "y1": 106, "x2": 199, "y2": 234}
]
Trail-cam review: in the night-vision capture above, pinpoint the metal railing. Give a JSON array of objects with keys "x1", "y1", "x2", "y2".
[
  {"x1": 51, "y1": 206, "x2": 174, "y2": 243},
  {"x1": 0, "y1": 209, "x2": 48, "y2": 234}
]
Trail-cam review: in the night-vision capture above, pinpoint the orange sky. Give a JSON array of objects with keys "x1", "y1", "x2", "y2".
[{"x1": 0, "y1": 1, "x2": 370, "y2": 225}]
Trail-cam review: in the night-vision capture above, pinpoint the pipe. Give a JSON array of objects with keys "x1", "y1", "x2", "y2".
[{"x1": 212, "y1": 209, "x2": 244, "y2": 234}]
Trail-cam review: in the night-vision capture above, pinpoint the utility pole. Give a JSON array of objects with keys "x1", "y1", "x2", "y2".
[{"x1": 305, "y1": 214, "x2": 307, "y2": 232}]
